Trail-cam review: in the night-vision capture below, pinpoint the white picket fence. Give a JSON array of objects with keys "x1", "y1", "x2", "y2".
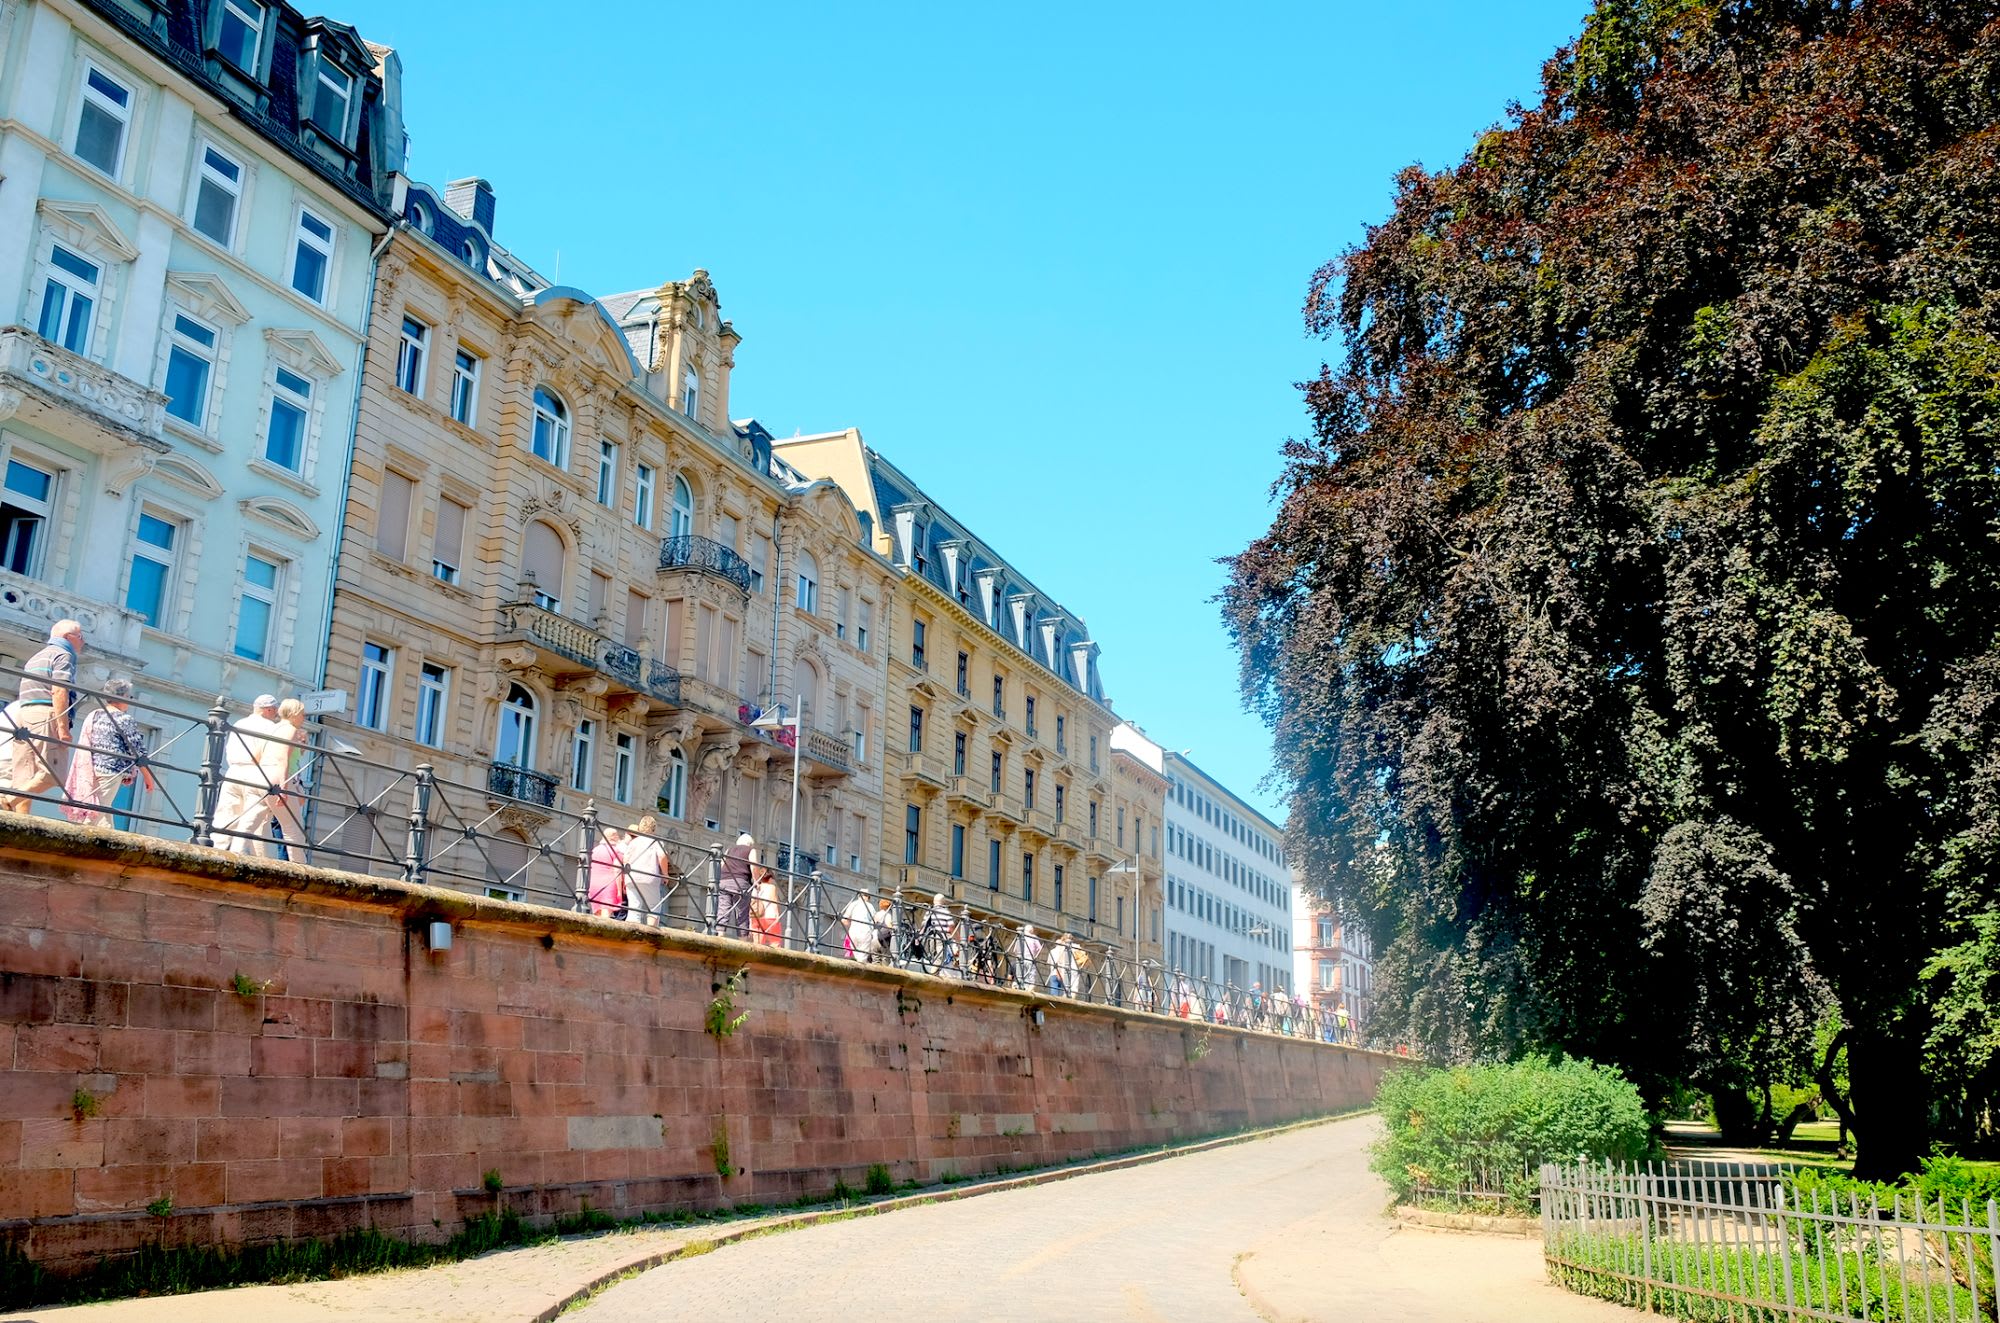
[{"x1": 1540, "y1": 1160, "x2": 2000, "y2": 1322}]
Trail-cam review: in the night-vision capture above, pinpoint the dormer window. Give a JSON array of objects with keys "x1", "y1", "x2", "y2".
[
  {"x1": 681, "y1": 366, "x2": 700, "y2": 419},
  {"x1": 215, "y1": 0, "x2": 267, "y2": 74},
  {"x1": 309, "y1": 53, "x2": 354, "y2": 144}
]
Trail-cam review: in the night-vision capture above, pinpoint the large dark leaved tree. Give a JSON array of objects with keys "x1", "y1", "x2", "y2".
[{"x1": 1225, "y1": 0, "x2": 2000, "y2": 1176}]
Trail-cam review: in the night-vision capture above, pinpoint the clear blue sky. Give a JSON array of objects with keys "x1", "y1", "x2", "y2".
[{"x1": 338, "y1": 1, "x2": 1591, "y2": 820}]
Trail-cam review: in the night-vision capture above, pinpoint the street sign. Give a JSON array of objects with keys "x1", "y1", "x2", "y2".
[{"x1": 301, "y1": 688, "x2": 348, "y2": 716}]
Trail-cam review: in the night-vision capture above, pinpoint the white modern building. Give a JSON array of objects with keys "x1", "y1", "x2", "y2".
[
  {"x1": 1114, "y1": 723, "x2": 1294, "y2": 994},
  {"x1": 0, "y1": 0, "x2": 399, "y2": 731}
]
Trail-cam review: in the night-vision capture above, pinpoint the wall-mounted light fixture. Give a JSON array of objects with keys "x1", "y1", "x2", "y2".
[
  {"x1": 426, "y1": 920, "x2": 453, "y2": 953},
  {"x1": 1030, "y1": 1006, "x2": 1045, "y2": 1028}
]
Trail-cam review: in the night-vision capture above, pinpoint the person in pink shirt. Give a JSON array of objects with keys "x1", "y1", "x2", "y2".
[{"x1": 588, "y1": 826, "x2": 628, "y2": 918}]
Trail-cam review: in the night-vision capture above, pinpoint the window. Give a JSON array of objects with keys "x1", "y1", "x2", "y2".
[
  {"x1": 162, "y1": 313, "x2": 216, "y2": 427},
  {"x1": 233, "y1": 553, "x2": 280, "y2": 662},
  {"x1": 852, "y1": 716, "x2": 868, "y2": 764},
  {"x1": 837, "y1": 587, "x2": 851, "y2": 641},
  {"x1": 571, "y1": 719, "x2": 595, "y2": 793},
  {"x1": 433, "y1": 495, "x2": 467, "y2": 584},
  {"x1": 36, "y1": 246, "x2": 99, "y2": 356},
  {"x1": 1089, "y1": 734, "x2": 1099, "y2": 771},
  {"x1": 496, "y1": 684, "x2": 536, "y2": 767},
  {"x1": 950, "y1": 824, "x2": 965, "y2": 878},
  {"x1": 215, "y1": 0, "x2": 265, "y2": 70},
  {"x1": 309, "y1": 53, "x2": 353, "y2": 140},
  {"x1": 911, "y1": 618, "x2": 926, "y2": 669},
  {"x1": 659, "y1": 749, "x2": 687, "y2": 819},
  {"x1": 669, "y1": 475, "x2": 694, "y2": 539},
  {"x1": 1320, "y1": 961, "x2": 1337, "y2": 991},
  {"x1": 190, "y1": 144, "x2": 244, "y2": 246},
  {"x1": 857, "y1": 600, "x2": 872, "y2": 652},
  {"x1": 953, "y1": 730, "x2": 967, "y2": 777},
  {"x1": 449, "y1": 347, "x2": 480, "y2": 424},
  {"x1": 1053, "y1": 865, "x2": 1064, "y2": 913},
  {"x1": 988, "y1": 839, "x2": 1001, "y2": 890},
  {"x1": 904, "y1": 804, "x2": 921, "y2": 865},
  {"x1": 396, "y1": 316, "x2": 427, "y2": 395},
  {"x1": 1117, "y1": 806, "x2": 1126, "y2": 847},
  {"x1": 748, "y1": 536, "x2": 768, "y2": 593},
  {"x1": 265, "y1": 367, "x2": 312, "y2": 471},
  {"x1": 613, "y1": 733, "x2": 635, "y2": 804},
  {"x1": 634, "y1": 464, "x2": 655, "y2": 530},
  {"x1": 357, "y1": 641, "x2": 392, "y2": 730},
  {"x1": 795, "y1": 551, "x2": 818, "y2": 613},
  {"x1": 415, "y1": 662, "x2": 449, "y2": 748},
  {"x1": 0, "y1": 459, "x2": 57, "y2": 575},
  {"x1": 291, "y1": 208, "x2": 334, "y2": 303},
  {"x1": 990, "y1": 751, "x2": 1002, "y2": 794},
  {"x1": 1025, "y1": 695, "x2": 1037, "y2": 737},
  {"x1": 1022, "y1": 852, "x2": 1034, "y2": 903},
  {"x1": 596, "y1": 440, "x2": 619, "y2": 506},
  {"x1": 1055, "y1": 715, "x2": 1065, "y2": 753},
  {"x1": 1024, "y1": 768, "x2": 1036, "y2": 810},
  {"x1": 956, "y1": 651, "x2": 969, "y2": 697},
  {"x1": 907, "y1": 705, "x2": 924, "y2": 754},
  {"x1": 681, "y1": 366, "x2": 700, "y2": 418},
  {"x1": 523, "y1": 520, "x2": 565, "y2": 612},
  {"x1": 1088, "y1": 800, "x2": 1098, "y2": 837},
  {"x1": 376, "y1": 470, "x2": 413, "y2": 558},
  {"x1": 74, "y1": 65, "x2": 131, "y2": 177},
  {"x1": 1054, "y1": 783, "x2": 1066, "y2": 823},
  {"x1": 992, "y1": 675, "x2": 1005, "y2": 717},
  {"x1": 531, "y1": 388, "x2": 569, "y2": 468},
  {"x1": 125, "y1": 511, "x2": 179, "y2": 627}
]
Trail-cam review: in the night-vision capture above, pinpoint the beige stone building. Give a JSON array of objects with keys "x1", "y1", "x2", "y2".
[
  {"x1": 771, "y1": 431, "x2": 1163, "y2": 967},
  {"x1": 320, "y1": 178, "x2": 892, "y2": 898}
]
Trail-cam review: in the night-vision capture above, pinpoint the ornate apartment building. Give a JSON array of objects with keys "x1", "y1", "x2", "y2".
[
  {"x1": 0, "y1": 0, "x2": 395, "y2": 727},
  {"x1": 771, "y1": 432, "x2": 1163, "y2": 965},
  {"x1": 1295, "y1": 899, "x2": 1374, "y2": 1037},
  {"x1": 322, "y1": 177, "x2": 893, "y2": 892}
]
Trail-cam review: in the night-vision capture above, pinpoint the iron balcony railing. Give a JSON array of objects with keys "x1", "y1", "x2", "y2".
[
  {"x1": 658, "y1": 534, "x2": 751, "y2": 594},
  {"x1": 647, "y1": 660, "x2": 682, "y2": 706},
  {"x1": 487, "y1": 760, "x2": 558, "y2": 807}
]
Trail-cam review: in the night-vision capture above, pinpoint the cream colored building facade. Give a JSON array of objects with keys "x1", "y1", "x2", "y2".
[
  {"x1": 322, "y1": 180, "x2": 892, "y2": 895},
  {"x1": 772, "y1": 431, "x2": 1163, "y2": 967}
]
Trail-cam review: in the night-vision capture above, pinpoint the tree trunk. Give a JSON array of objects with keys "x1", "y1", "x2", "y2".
[
  {"x1": 1815, "y1": 1027, "x2": 1856, "y2": 1142},
  {"x1": 1847, "y1": 1025, "x2": 1928, "y2": 1180}
]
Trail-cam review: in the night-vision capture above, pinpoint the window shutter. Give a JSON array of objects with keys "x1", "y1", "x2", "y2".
[{"x1": 377, "y1": 471, "x2": 414, "y2": 557}]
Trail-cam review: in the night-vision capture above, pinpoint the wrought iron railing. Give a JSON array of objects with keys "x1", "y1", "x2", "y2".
[
  {"x1": 602, "y1": 645, "x2": 642, "y2": 684},
  {"x1": 658, "y1": 534, "x2": 751, "y2": 594},
  {"x1": 0, "y1": 660, "x2": 1403, "y2": 1053},
  {"x1": 487, "y1": 760, "x2": 558, "y2": 807},
  {"x1": 647, "y1": 660, "x2": 682, "y2": 706}
]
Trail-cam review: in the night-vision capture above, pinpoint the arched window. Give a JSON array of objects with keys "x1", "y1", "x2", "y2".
[
  {"x1": 681, "y1": 366, "x2": 700, "y2": 419},
  {"x1": 795, "y1": 550, "x2": 819, "y2": 614},
  {"x1": 795, "y1": 659, "x2": 820, "y2": 729},
  {"x1": 496, "y1": 684, "x2": 537, "y2": 768},
  {"x1": 531, "y1": 387, "x2": 569, "y2": 468},
  {"x1": 659, "y1": 749, "x2": 687, "y2": 820},
  {"x1": 669, "y1": 474, "x2": 694, "y2": 540},
  {"x1": 523, "y1": 520, "x2": 566, "y2": 612}
]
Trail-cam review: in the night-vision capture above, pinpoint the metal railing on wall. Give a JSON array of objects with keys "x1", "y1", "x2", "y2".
[
  {"x1": 0, "y1": 661, "x2": 1396, "y2": 1050},
  {"x1": 1541, "y1": 1159, "x2": 2000, "y2": 1323}
]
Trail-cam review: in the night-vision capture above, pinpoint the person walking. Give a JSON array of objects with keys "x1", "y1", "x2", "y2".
[
  {"x1": 623, "y1": 816, "x2": 669, "y2": 925},
  {"x1": 1013, "y1": 924, "x2": 1043, "y2": 990},
  {"x1": 1047, "y1": 932, "x2": 1077, "y2": 997},
  {"x1": 841, "y1": 886, "x2": 878, "y2": 960},
  {"x1": 215, "y1": 695, "x2": 289, "y2": 854},
  {"x1": 266, "y1": 698, "x2": 311, "y2": 861},
  {"x1": 717, "y1": 832, "x2": 758, "y2": 939},
  {"x1": 749, "y1": 867, "x2": 784, "y2": 947},
  {"x1": 588, "y1": 826, "x2": 628, "y2": 918},
  {"x1": 60, "y1": 677, "x2": 152, "y2": 826},
  {"x1": 0, "y1": 619, "x2": 84, "y2": 812}
]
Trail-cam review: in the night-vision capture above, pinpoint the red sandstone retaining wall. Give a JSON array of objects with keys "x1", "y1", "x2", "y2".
[{"x1": 0, "y1": 818, "x2": 1389, "y2": 1277}]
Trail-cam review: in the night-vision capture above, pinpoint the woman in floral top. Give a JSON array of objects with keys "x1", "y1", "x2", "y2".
[{"x1": 62, "y1": 677, "x2": 153, "y2": 827}]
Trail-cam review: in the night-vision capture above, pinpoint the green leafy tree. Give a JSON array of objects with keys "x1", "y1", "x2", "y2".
[{"x1": 1225, "y1": 0, "x2": 2000, "y2": 1177}]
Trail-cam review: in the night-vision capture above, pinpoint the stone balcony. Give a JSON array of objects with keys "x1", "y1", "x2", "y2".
[
  {"x1": 945, "y1": 775, "x2": 994, "y2": 813},
  {"x1": 0, "y1": 568, "x2": 148, "y2": 664},
  {"x1": 496, "y1": 601, "x2": 682, "y2": 710},
  {"x1": 1022, "y1": 808, "x2": 1055, "y2": 843},
  {"x1": 0, "y1": 326, "x2": 168, "y2": 457}
]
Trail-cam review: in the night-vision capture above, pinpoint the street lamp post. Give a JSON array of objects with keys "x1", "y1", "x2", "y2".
[{"x1": 753, "y1": 694, "x2": 803, "y2": 947}]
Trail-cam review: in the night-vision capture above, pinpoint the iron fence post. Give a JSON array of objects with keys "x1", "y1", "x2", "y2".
[
  {"x1": 806, "y1": 869, "x2": 824, "y2": 952},
  {"x1": 1640, "y1": 1164, "x2": 1654, "y2": 1313},
  {"x1": 1775, "y1": 1182, "x2": 1795, "y2": 1318},
  {"x1": 704, "y1": 845, "x2": 722, "y2": 935},
  {"x1": 403, "y1": 763, "x2": 434, "y2": 887},
  {"x1": 191, "y1": 696, "x2": 230, "y2": 847},
  {"x1": 576, "y1": 801, "x2": 598, "y2": 914}
]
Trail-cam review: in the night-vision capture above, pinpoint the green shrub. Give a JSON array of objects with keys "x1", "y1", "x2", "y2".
[
  {"x1": 864, "y1": 1163, "x2": 894, "y2": 1196},
  {"x1": 1371, "y1": 1056, "x2": 1654, "y2": 1207}
]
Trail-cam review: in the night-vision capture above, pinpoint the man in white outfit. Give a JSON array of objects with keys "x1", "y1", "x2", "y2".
[{"x1": 214, "y1": 695, "x2": 289, "y2": 855}]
